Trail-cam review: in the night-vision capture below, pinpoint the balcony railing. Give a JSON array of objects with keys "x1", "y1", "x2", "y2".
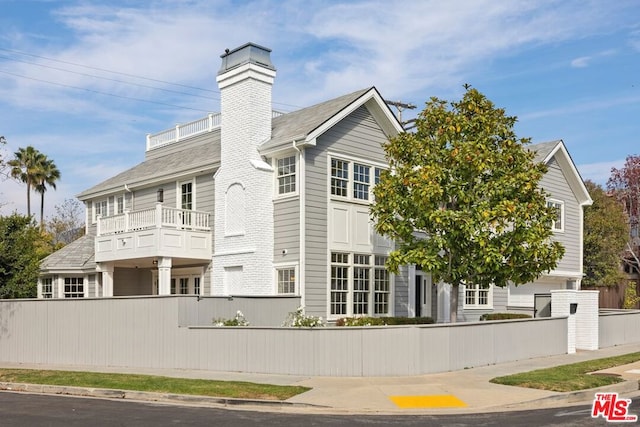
[
  {"x1": 97, "y1": 205, "x2": 210, "y2": 236},
  {"x1": 145, "y1": 110, "x2": 286, "y2": 151}
]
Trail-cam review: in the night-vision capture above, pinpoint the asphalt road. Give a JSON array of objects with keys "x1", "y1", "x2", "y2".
[{"x1": 0, "y1": 391, "x2": 630, "y2": 426}]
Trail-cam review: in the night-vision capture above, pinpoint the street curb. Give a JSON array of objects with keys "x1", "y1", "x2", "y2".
[{"x1": 0, "y1": 382, "x2": 327, "y2": 410}]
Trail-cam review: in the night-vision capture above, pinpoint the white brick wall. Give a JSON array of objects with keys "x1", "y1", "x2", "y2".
[
  {"x1": 212, "y1": 62, "x2": 276, "y2": 296},
  {"x1": 551, "y1": 290, "x2": 576, "y2": 354},
  {"x1": 551, "y1": 290, "x2": 600, "y2": 353}
]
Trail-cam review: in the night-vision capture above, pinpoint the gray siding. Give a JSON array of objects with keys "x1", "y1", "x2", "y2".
[
  {"x1": 304, "y1": 105, "x2": 393, "y2": 318},
  {"x1": 394, "y1": 266, "x2": 410, "y2": 317},
  {"x1": 274, "y1": 198, "x2": 300, "y2": 260},
  {"x1": 540, "y1": 157, "x2": 582, "y2": 273}
]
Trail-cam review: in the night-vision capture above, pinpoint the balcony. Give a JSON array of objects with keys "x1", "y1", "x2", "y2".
[{"x1": 95, "y1": 205, "x2": 212, "y2": 263}]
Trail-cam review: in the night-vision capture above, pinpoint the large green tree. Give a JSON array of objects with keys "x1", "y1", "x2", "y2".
[
  {"x1": 582, "y1": 181, "x2": 629, "y2": 287},
  {"x1": 34, "y1": 156, "x2": 61, "y2": 229},
  {"x1": 0, "y1": 213, "x2": 52, "y2": 298},
  {"x1": 8, "y1": 146, "x2": 46, "y2": 217},
  {"x1": 371, "y1": 87, "x2": 564, "y2": 322}
]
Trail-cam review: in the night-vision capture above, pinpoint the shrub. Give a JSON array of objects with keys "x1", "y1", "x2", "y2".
[
  {"x1": 282, "y1": 306, "x2": 325, "y2": 328},
  {"x1": 335, "y1": 316, "x2": 434, "y2": 326},
  {"x1": 479, "y1": 313, "x2": 531, "y2": 321},
  {"x1": 213, "y1": 310, "x2": 250, "y2": 326},
  {"x1": 623, "y1": 282, "x2": 640, "y2": 309}
]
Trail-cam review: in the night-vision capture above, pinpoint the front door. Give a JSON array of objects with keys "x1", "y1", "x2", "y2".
[{"x1": 415, "y1": 273, "x2": 432, "y2": 318}]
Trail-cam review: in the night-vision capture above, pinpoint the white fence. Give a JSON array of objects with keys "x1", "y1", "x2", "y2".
[{"x1": 0, "y1": 296, "x2": 571, "y2": 376}]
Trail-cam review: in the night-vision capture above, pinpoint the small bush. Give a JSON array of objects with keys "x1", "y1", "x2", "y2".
[
  {"x1": 335, "y1": 316, "x2": 434, "y2": 326},
  {"x1": 282, "y1": 306, "x2": 325, "y2": 328},
  {"x1": 479, "y1": 313, "x2": 531, "y2": 321},
  {"x1": 213, "y1": 310, "x2": 250, "y2": 326}
]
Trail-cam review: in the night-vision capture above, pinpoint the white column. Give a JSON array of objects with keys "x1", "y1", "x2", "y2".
[
  {"x1": 437, "y1": 282, "x2": 451, "y2": 323},
  {"x1": 551, "y1": 290, "x2": 577, "y2": 354},
  {"x1": 575, "y1": 290, "x2": 599, "y2": 350},
  {"x1": 37, "y1": 278, "x2": 43, "y2": 298},
  {"x1": 56, "y1": 276, "x2": 64, "y2": 298},
  {"x1": 98, "y1": 263, "x2": 115, "y2": 297},
  {"x1": 158, "y1": 257, "x2": 172, "y2": 295}
]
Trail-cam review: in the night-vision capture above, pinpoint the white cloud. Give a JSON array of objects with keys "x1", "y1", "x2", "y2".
[
  {"x1": 577, "y1": 160, "x2": 625, "y2": 185},
  {"x1": 571, "y1": 56, "x2": 591, "y2": 68}
]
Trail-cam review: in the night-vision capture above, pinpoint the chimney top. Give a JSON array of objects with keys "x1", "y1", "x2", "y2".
[{"x1": 218, "y1": 42, "x2": 275, "y2": 75}]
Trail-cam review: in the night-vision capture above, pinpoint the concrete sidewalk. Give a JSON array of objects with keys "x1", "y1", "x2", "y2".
[{"x1": 2, "y1": 342, "x2": 640, "y2": 415}]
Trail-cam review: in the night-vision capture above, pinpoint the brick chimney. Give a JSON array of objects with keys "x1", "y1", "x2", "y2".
[{"x1": 212, "y1": 43, "x2": 276, "y2": 296}]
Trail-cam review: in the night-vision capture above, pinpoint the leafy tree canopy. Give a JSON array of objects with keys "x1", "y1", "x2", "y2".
[
  {"x1": 0, "y1": 213, "x2": 53, "y2": 298},
  {"x1": 582, "y1": 181, "x2": 629, "y2": 287},
  {"x1": 371, "y1": 87, "x2": 564, "y2": 320}
]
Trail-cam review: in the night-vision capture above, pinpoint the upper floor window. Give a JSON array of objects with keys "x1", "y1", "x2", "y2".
[
  {"x1": 181, "y1": 181, "x2": 193, "y2": 210},
  {"x1": 116, "y1": 195, "x2": 125, "y2": 214},
  {"x1": 276, "y1": 156, "x2": 296, "y2": 195},
  {"x1": 94, "y1": 199, "x2": 108, "y2": 222},
  {"x1": 547, "y1": 200, "x2": 564, "y2": 232},
  {"x1": 330, "y1": 156, "x2": 386, "y2": 202}
]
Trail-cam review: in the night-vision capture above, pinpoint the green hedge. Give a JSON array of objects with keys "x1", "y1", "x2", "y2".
[
  {"x1": 479, "y1": 313, "x2": 532, "y2": 321},
  {"x1": 335, "y1": 316, "x2": 434, "y2": 326}
]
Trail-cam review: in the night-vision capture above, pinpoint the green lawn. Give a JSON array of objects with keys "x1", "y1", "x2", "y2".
[
  {"x1": 490, "y1": 352, "x2": 640, "y2": 392},
  {"x1": 0, "y1": 369, "x2": 310, "y2": 400}
]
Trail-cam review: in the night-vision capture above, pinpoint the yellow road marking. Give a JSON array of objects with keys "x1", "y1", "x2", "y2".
[{"x1": 390, "y1": 395, "x2": 467, "y2": 408}]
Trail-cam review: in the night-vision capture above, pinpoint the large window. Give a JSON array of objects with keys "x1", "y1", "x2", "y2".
[
  {"x1": 464, "y1": 283, "x2": 492, "y2": 308},
  {"x1": 42, "y1": 277, "x2": 53, "y2": 298},
  {"x1": 330, "y1": 157, "x2": 384, "y2": 202},
  {"x1": 64, "y1": 277, "x2": 84, "y2": 298},
  {"x1": 547, "y1": 200, "x2": 564, "y2": 232},
  {"x1": 276, "y1": 156, "x2": 296, "y2": 195},
  {"x1": 277, "y1": 267, "x2": 296, "y2": 294},
  {"x1": 330, "y1": 252, "x2": 391, "y2": 317},
  {"x1": 116, "y1": 195, "x2": 125, "y2": 214},
  {"x1": 94, "y1": 199, "x2": 108, "y2": 222}
]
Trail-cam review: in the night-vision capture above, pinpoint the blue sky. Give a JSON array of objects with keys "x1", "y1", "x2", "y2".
[{"x1": 1, "y1": 0, "x2": 639, "y2": 219}]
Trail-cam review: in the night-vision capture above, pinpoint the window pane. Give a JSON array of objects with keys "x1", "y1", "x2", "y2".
[
  {"x1": 277, "y1": 156, "x2": 296, "y2": 194},
  {"x1": 277, "y1": 268, "x2": 296, "y2": 294},
  {"x1": 353, "y1": 164, "x2": 370, "y2": 200},
  {"x1": 374, "y1": 256, "x2": 389, "y2": 314},
  {"x1": 331, "y1": 159, "x2": 349, "y2": 197},
  {"x1": 181, "y1": 183, "x2": 193, "y2": 210}
]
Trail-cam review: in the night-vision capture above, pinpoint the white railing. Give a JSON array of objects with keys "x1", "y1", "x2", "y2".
[
  {"x1": 97, "y1": 205, "x2": 210, "y2": 235},
  {"x1": 145, "y1": 110, "x2": 287, "y2": 151}
]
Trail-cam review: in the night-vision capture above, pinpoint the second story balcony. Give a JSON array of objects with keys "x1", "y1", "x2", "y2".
[{"x1": 95, "y1": 205, "x2": 212, "y2": 263}]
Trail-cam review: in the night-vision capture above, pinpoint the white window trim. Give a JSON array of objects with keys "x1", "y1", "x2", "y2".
[
  {"x1": 273, "y1": 154, "x2": 299, "y2": 199},
  {"x1": 93, "y1": 198, "x2": 109, "y2": 223},
  {"x1": 547, "y1": 199, "x2": 565, "y2": 233},
  {"x1": 463, "y1": 283, "x2": 494, "y2": 309},
  {"x1": 274, "y1": 262, "x2": 299, "y2": 295},
  {"x1": 326, "y1": 251, "x2": 393, "y2": 319},
  {"x1": 177, "y1": 178, "x2": 196, "y2": 210},
  {"x1": 327, "y1": 152, "x2": 387, "y2": 205}
]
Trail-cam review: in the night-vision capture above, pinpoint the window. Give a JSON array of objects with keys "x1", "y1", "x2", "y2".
[
  {"x1": 94, "y1": 199, "x2": 108, "y2": 222},
  {"x1": 547, "y1": 200, "x2": 564, "y2": 232},
  {"x1": 194, "y1": 277, "x2": 201, "y2": 295},
  {"x1": 331, "y1": 159, "x2": 349, "y2": 197},
  {"x1": 64, "y1": 277, "x2": 84, "y2": 298},
  {"x1": 181, "y1": 181, "x2": 193, "y2": 210},
  {"x1": 179, "y1": 278, "x2": 189, "y2": 294},
  {"x1": 277, "y1": 268, "x2": 296, "y2": 294},
  {"x1": 330, "y1": 252, "x2": 392, "y2": 317},
  {"x1": 374, "y1": 256, "x2": 390, "y2": 315},
  {"x1": 330, "y1": 157, "x2": 385, "y2": 201},
  {"x1": 42, "y1": 277, "x2": 53, "y2": 298},
  {"x1": 276, "y1": 156, "x2": 296, "y2": 195},
  {"x1": 170, "y1": 278, "x2": 176, "y2": 294},
  {"x1": 330, "y1": 252, "x2": 349, "y2": 315},
  {"x1": 464, "y1": 283, "x2": 492, "y2": 308},
  {"x1": 116, "y1": 195, "x2": 124, "y2": 214},
  {"x1": 353, "y1": 164, "x2": 370, "y2": 200}
]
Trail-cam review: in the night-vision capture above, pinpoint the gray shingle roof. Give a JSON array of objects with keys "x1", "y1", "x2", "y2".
[
  {"x1": 530, "y1": 140, "x2": 561, "y2": 164},
  {"x1": 77, "y1": 137, "x2": 220, "y2": 199},
  {"x1": 261, "y1": 87, "x2": 373, "y2": 152},
  {"x1": 40, "y1": 234, "x2": 96, "y2": 271}
]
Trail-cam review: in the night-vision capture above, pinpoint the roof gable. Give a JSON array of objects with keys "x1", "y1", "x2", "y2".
[
  {"x1": 260, "y1": 87, "x2": 403, "y2": 154},
  {"x1": 530, "y1": 140, "x2": 592, "y2": 206}
]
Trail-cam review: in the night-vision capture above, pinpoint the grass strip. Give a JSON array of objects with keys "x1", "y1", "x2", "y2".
[
  {"x1": 0, "y1": 369, "x2": 310, "y2": 400},
  {"x1": 490, "y1": 352, "x2": 640, "y2": 392}
]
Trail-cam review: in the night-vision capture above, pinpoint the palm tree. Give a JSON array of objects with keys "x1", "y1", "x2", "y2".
[
  {"x1": 34, "y1": 156, "x2": 61, "y2": 229},
  {"x1": 8, "y1": 146, "x2": 45, "y2": 217}
]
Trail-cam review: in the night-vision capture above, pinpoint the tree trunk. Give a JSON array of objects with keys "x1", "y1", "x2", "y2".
[
  {"x1": 450, "y1": 282, "x2": 459, "y2": 323},
  {"x1": 40, "y1": 191, "x2": 45, "y2": 230}
]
